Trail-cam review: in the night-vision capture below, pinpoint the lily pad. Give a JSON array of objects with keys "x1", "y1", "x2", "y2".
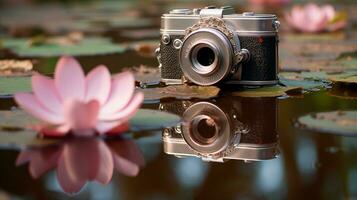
[
  {"x1": 296, "y1": 111, "x2": 357, "y2": 136},
  {"x1": 129, "y1": 109, "x2": 181, "y2": 131},
  {"x1": 2, "y1": 37, "x2": 126, "y2": 57},
  {"x1": 337, "y1": 51, "x2": 357, "y2": 69},
  {"x1": 279, "y1": 71, "x2": 330, "y2": 90},
  {"x1": 0, "y1": 76, "x2": 31, "y2": 97},
  {"x1": 140, "y1": 85, "x2": 220, "y2": 101},
  {"x1": 328, "y1": 72, "x2": 357, "y2": 84},
  {"x1": 122, "y1": 65, "x2": 160, "y2": 86},
  {"x1": 231, "y1": 86, "x2": 302, "y2": 97},
  {"x1": 279, "y1": 78, "x2": 327, "y2": 91},
  {"x1": 0, "y1": 109, "x2": 181, "y2": 133},
  {"x1": 0, "y1": 59, "x2": 33, "y2": 76},
  {"x1": 0, "y1": 108, "x2": 180, "y2": 149},
  {"x1": 279, "y1": 71, "x2": 329, "y2": 81},
  {"x1": 0, "y1": 131, "x2": 60, "y2": 150}
]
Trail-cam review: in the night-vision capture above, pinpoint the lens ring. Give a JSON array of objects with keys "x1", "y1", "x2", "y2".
[
  {"x1": 179, "y1": 28, "x2": 234, "y2": 85},
  {"x1": 190, "y1": 115, "x2": 219, "y2": 144},
  {"x1": 181, "y1": 102, "x2": 232, "y2": 155},
  {"x1": 190, "y1": 42, "x2": 219, "y2": 75}
]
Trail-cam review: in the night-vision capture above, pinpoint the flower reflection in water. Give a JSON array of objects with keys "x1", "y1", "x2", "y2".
[{"x1": 15, "y1": 137, "x2": 144, "y2": 194}]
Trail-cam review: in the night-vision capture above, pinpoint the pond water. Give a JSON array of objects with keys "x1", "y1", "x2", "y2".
[
  {"x1": 1, "y1": 88, "x2": 357, "y2": 199},
  {"x1": 0, "y1": 1, "x2": 357, "y2": 200}
]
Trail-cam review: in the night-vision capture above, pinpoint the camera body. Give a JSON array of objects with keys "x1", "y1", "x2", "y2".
[
  {"x1": 157, "y1": 6, "x2": 280, "y2": 86},
  {"x1": 160, "y1": 97, "x2": 279, "y2": 162}
]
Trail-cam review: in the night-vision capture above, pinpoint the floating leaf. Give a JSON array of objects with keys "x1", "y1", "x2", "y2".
[
  {"x1": 2, "y1": 37, "x2": 126, "y2": 57},
  {"x1": 0, "y1": 109, "x2": 181, "y2": 134},
  {"x1": 279, "y1": 78, "x2": 327, "y2": 90},
  {"x1": 296, "y1": 111, "x2": 357, "y2": 136},
  {"x1": 231, "y1": 86, "x2": 302, "y2": 97},
  {"x1": 0, "y1": 69, "x2": 161, "y2": 97},
  {"x1": 0, "y1": 76, "x2": 31, "y2": 97},
  {"x1": 129, "y1": 109, "x2": 181, "y2": 131},
  {"x1": 0, "y1": 107, "x2": 180, "y2": 149},
  {"x1": 0, "y1": 59, "x2": 33, "y2": 76},
  {"x1": 337, "y1": 51, "x2": 357, "y2": 69},
  {"x1": 140, "y1": 85, "x2": 220, "y2": 101},
  {"x1": 328, "y1": 72, "x2": 357, "y2": 84},
  {"x1": 0, "y1": 131, "x2": 60, "y2": 150},
  {"x1": 279, "y1": 72, "x2": 330, "y2": 90},
  {"x1": 0, "y1": 109, "x2": 39, "y2": 128},
  {"x1": 279, "y1": 71, "x2": 329, "y2": 81},
  {"x1": 279, "y1": 34, "x2": 356, "y2": 72},
  {"x1": 122, "y1": 65, "x2": 160, "y2": 86}
]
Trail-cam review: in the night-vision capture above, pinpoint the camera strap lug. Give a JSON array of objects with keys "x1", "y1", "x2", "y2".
[
  {"x1": 155, "y1": 47, "x2": 162, "y2": 70},
  {"x1": 236, "y1": 48, "x2": 250, "y2": 63}
]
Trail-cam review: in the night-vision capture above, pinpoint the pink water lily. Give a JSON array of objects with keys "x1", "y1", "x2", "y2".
[
  {"x1": 16, "y1": 138, "x2": 145, "y2": 194},
  {"x1": 14, "y1": 56, "x2": 143, "y2": 136},
  {"x1": 286, "y1": 4, "x2": 347, "y2": 33}
]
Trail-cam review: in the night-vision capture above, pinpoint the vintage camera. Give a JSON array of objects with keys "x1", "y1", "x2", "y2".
[
  {"x1": 157, "y1": 6, "x2": 280, "y2": 86},
  {"x1": 160, "y1": 97, "x2": 279, "y2": 162}
]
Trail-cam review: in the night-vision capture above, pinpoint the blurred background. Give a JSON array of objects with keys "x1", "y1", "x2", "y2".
[{"x1": 0, "y1": 0, "x2": 357, "y2": 200}]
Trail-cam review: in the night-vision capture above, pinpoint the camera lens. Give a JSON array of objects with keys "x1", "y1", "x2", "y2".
[
  {"x1": 196, "y1": 47, "x2": 215, "y2": 66},
  {"x1": 191, "y1": 115, "x2": 218, "y2": 145},
  {"x1": 182, "y1": 102, "x2": 233, "y2": 155},
  {"x1": 190, "y1": 43, "x2": 218, "y2": 75},
  {"x1": 179, "y1": 28, "x2": 235, "y2": 85}
]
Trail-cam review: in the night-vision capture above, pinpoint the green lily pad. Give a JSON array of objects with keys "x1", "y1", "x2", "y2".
[
  {"x1": 2, "y1": 37, "x2": 126, "y2": 57},
  {"x1": 279, "y1": 72, "x2": 330, "y2": 90},
  {"x1": 280, "y1": 71, "x2": 329, "y2": 81},
  {"x1": 280, "y1": 71, "x2": 357, "y2": 86},
  {"x1": 0, "y1": 131, "x2": 60, "y2": 150},
  {"x1": 140, "y1": 85, "x2": 221, "y2": 101},
  {"x1": 0, "y1": 108, "x2": 180, "y2": 149},
  {"x1": 279, "y1": 78, "x2": 327, "y2": 90},
  {"x1": 337, "y1": 50, "x2": 357, "y2": 69},
  {"x1": 0, "y1": 59, "x2": 34, "y2": 76},
  {"x1": 0, "y1": 109, "x2": 181, "y2": 133},
  {"x1": 0, "y1": 76, "x2": 32, "y2": 97},
  {"x1": 328, "y1": 72, "x2": 357, "y2": 84},
  {"x1": 231, "y1": 86, "x2": 302, "y2": 97},
  {"x1": 296, "y1": 111, "x2": 357, "y2": 136},
  {"x1": 129, "y1": 109, "x2": 181, "y2": 131}
]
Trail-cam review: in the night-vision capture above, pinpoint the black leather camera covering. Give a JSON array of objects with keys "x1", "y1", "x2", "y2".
[
  {"x1": 160, "y1": 35, "x2": 184, "y2": 79},
  {"x1": 240, "y1": 35, "x2": 278, "y2": 81}
]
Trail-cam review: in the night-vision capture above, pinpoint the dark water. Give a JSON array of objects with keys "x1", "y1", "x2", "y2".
[
  {"x1": 1, "y1": 1, "x2": 357, "y2": 200},
  {"x1": 1, "y1": 90, "x2": 357, "y2": 200}
]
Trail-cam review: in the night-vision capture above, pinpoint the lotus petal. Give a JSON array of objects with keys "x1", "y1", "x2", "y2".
[
  {"x1": 63, "y1": 100, "x2": 100, "y2": 134},
  {"x1": 85, "y1": 65, "x2": 111, "y2": 105},
  {"x1": 99, "y1": 92, "x2": 143, "y2": 121},
  {"x1": 54, "y1": 56, "x2": 85, "y2": 101},
  {"x1": 32, "y1": 74, "x2": 62, "y2": 115},
  {"x1": 14, "y1": 93, "x2": 64, "y2": 124},
  {"x1": 100, "y1": 72, "x2": 135, "y2": 116}
]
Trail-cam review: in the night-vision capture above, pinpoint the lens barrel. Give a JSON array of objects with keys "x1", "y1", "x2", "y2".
[{"x1": 179, "y1": 28, "x2": 235, "y2": 85}]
